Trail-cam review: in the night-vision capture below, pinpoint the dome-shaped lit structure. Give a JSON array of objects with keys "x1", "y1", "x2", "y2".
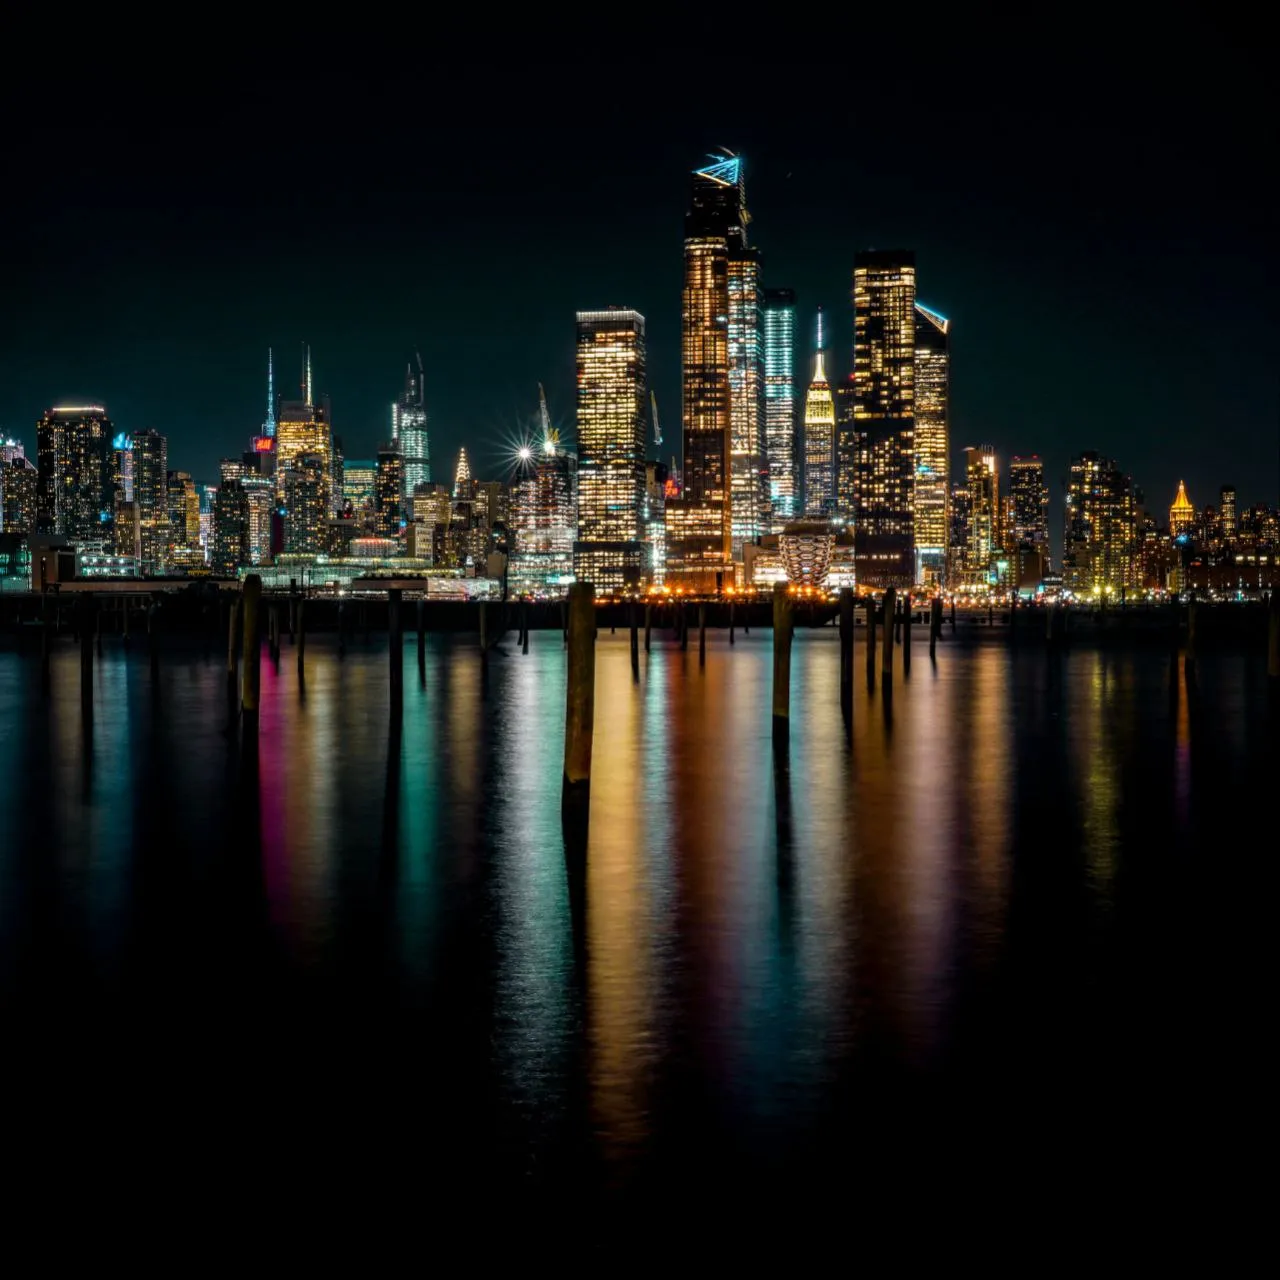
[{"x1": 780, "y1": 521, "x2": 835, "y2": 587}]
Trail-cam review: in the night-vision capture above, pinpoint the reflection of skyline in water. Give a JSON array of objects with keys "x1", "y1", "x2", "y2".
[{"x1": 0, "y1": 631, "x2": 1266, "y2": 1189}]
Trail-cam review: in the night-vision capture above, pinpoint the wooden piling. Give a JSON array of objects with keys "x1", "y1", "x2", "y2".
[
  {"x1": 389, "y1": 587, "x2": 403, "y2": 701},
  {"x1": 838, "y1": 588, "x2": 853, "y2": 719},
  {"x1": 644, "y1": 602, "x2": 652, "y2": 654},
  {"x1": 563, "y1": 583, "x2": 596, "y2": 796},
  {"x1": 478, "y1": 600, "x2": 488, "y2": 657},
  {"x1": 950, "y1": 598, "x2": 957, "y2": 635},
  {"x1": 930, "y1": 596, "x2": 942, "y2": 660},
  {"x1": 630, "y1": 603, "x2": 639, "y2": 674},
  {"x1": 1268, "y1": 590, "x2": 1280, "y2": 681},
  {"x1": 903, "y1": 591, "x2": 912, "y2": 675},
  {"x1": 881, "y1": 587, "x2": 895, "y2": 681},
  {"x1": 79, "y1": 596, "x2": 94, "y2": 714},
  {"x1": 866, "y1": 596, "x2": 877, "y2": 688},
  {"x1": 698, "y1": 603, "x2": 706, "y2": 666},
  {"x1": 772, "y1": 583, "x2": 792, "y2": 726},
  {"x1": 241, "y1": 575, "x2": 262, "y2": 719},
  {"x1": 894, "y1": 596, "x2": 903, "y2": 645}
]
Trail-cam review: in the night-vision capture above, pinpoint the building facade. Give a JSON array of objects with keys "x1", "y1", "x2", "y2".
[
  {"x1": 727, "y1": 248, "x2": 764, "y2": 553},
  {"x1": 762, "y1": 288, "x2": 797, "y2": 529},
  {"x1": 392, "y1": 354, "x2": 430, "y2": 500},
  {"x1": 913, "y1": 302, "x2": 950, "y2": 585},
  {"x1": 283, "y1": 452, "x2": 329, "y2": 554},
  {"x1": 1009, "y1": 456, "x2": 1049, "y2": 550},
  {"x1": 36, "y1": 405, "x2": 114, "y2": 541},
  {"x1": 668, "y1": 153, "x2": 747, "y2": 590},
  {"x1": 134, "y1": 429, "x2": 168, "y2": 574},
  {"x1": 1169, "y1": 480, "x2": 1195, "y2": 538},
  {"x1": 964, "y1": 445, "x2": 999, "y2": 581},
  {"x1": 1064, "y1": 451, "x2": 1139, "y2": 594},
  {"x1": 852, "y1": 251, "x2": 916, "y2": 588},
  {"x1": 803, "y1": 308, "x2": 836, "y2": 518},
  {"x1": 376, "y1": 445, "x2": 404, "y2": 539},
  {"x1": 573, "y1": 308, "x2": 647, "y2": 591}
]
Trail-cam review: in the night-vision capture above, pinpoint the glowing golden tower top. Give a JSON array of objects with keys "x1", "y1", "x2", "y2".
[{"x1": 1169, "y1": 479, "x2": 1194, "y2": 537}]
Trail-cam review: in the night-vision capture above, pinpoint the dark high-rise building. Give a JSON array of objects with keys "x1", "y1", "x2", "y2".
[
  {"x1": 212, "y1": 479, "x2": 250, "y2": 576},
  {"x1": 1220, "y1": 484, "x2": 1237, "y2": 542},
  {"x1": 375, "y1": 445, "x2": 404, "y2": 539},
  {"x1": 669, "y1": 152, "x2": 748, "y2": 590},
  {"x1": 1010, "y1": 456, "x2": 1049, "y2": 550},
  {"x1": 852, "y1": 251, "x2": 916, "y2": 588},
  {"x1": 36, "y1": 405, "x2": 114, "y2": 540},
  {"x1": 574, "y1": 308, "x2": 647, "y2": 591},
  {"x1": 835, "y1": 375, "x2": 858, "y2": 523},
  {"x1": 913, "y1": 302, "x2": 950, "y2": 585},
  {"x1": 392, "y1": 353, "x2": 430, "y2": 499},
  {"x1": 1, "y1": 440, "x2": 37, "y2": 535},
  {"x1": 135, "y1": 428, "x2": 169, "y2": 574},
  {"x1": 762, "y1": 288, "x2": 797, "y2": 529},
  {"x1": 643, "y1": 460, "x2": 668, "y2": 584},
  {"x1": 1064, "y1": 451, "x2": 1139, "y2": 595},
  {"x1": 948, "y1": 483, "x2": 972, "y2": 583}
]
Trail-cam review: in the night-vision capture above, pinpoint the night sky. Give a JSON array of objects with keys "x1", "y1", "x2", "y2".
[{"x1": 2, "y1": 16, "x2": 1275, "y2": 537}]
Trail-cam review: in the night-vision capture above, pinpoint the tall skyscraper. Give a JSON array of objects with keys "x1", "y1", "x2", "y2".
[
  {"x1": 212, "y1": 480, "x2": 250, "y2": 576},
  {"x1": 512, "y1": 389, "x2": 577, "y2": 556},
  {"x1": 803, "y1": 308, "x2": 836, "y2": 517},
  {"x1": 134, "y1": 429, "x2": 169, "y2": 574},
  {"x1": 35, "y1": 404, "x2": 114, "y2": 540},
  {"x1": 573, "y1": 308, "x2": 647, "y2": 591},
  {"x1": 376, "y1": 444, "x2": 404, "y2": 538},
  {"x1": 1009, "y1": 456, "x2": 1049, "y2": 548},
  {"x1": 964, "y1": 445, "x2": 998, "y2": 579},
  {"x1": 913, "y1": 302, "x2": 950, "y2": 584},
  {"x1": 241, "y1": 474, "x2": 275, "y2": 566},
  {"x1": 392, "y1": 353, "x2": 430, "y2": 500},
  {"x1": 2, "y1": 439, "x2": 38, "y2": 535},
  {"x1": 668, "y1": 152, "x2": 748, "y2": 590},
  {"x1": 1169, "y1": 480, "x2": 1195, "y2": 537},
  {"x1": 276, "y1": 346, "x2": 332, "y2": 517},
  {"x1": 453, "y1": 448, "x2": 472, "y2": 500},
  {"x1": 343, "y1": 459, "x2": 377, "y2": 526},
  {"x1": 263, "y1": 348, "x2": 276, "y2": 438},
  {"x1": 834, "y1": 375, "x2": 857, "y2": 523},
  {"x1": 763, "y1": 288, "x2": 797, "y2": 529},
  {"x1": 1064, "y1": 451, "x2": 1139, "y2": 594},
  {"x1": 728, "y1": 247, "x2": 764, "y2": 553},
  {"x1": 853, "y1": 250, "x2": 916, "y2": 587},
  {"x1": 167, "y1": 470, "x2": 201, "y2": 553},
  {"x1": 1220, "y1": 484, "x2": 1237, "y2": 542},
  {"x1": 282, "y1": 453, "x2": 329, "y2": 553}
]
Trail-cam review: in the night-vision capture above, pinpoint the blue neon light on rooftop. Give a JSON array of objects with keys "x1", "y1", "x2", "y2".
[
  {"x1": 915, "y1": 301, "x2": 950, "y2": 332},
  {"x1": 112, "y1": 433, "x2": 132, "y2": 451},
  {"x1": 695, "y1": 153, "x2": 741, "y2": 186}
]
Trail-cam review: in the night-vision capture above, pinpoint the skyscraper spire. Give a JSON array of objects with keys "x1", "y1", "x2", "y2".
[
  {"x1": 813, "y1": 307, "x2": 827, "y2": 383},
  {"x1": 454, "y1": 446, "x2": 471, "y2": 498},
  {"x1": 538, "y1": 382, "x2": 558, "y2": 450},
  {"x1": 305, "y1": 344, "x2": 313, "y2": 408},
  {"x1": 265, "y1": 347, "x2": 276, "y2": 436}
]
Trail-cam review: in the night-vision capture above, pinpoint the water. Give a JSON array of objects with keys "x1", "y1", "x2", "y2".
[{"x1": 1, "y1": 630, "x2": 1270, "y2": 1215}]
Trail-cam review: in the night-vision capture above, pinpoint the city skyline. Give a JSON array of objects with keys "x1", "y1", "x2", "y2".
[{"x1": 3, "y1": 24, "x2": 1272, "y2": 537}]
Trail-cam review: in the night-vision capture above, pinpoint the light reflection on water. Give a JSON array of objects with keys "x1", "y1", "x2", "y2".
[{"x1": 0, "y1": 628, "x2": 1267, "y2": 1191}]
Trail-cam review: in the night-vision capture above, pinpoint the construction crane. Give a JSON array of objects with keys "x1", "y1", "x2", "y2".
[
  {"x1": 538, "y1": 382, "x2": 559, "y2": 450},
  {"x1": 650, "y1": 390, "x2": 663, "y2": 448}
]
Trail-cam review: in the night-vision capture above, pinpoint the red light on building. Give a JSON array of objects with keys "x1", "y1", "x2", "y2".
[{"x1": 253, "y1": 436, "x2": 275, "y2": 453}]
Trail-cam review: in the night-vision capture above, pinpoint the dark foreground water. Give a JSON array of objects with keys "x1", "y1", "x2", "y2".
[{"x1": 0, "y1": 630, "x2": 1272, "y2": 1221}]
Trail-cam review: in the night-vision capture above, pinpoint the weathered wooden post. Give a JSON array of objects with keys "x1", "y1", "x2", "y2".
[
  {"x1": 79, "y1": 595, "x2": 94, "y2": 715},
  {"x1": 772, "y1": 583, "x2": 792, "y2": 729},
  {"x1": 478, "y1": 600, "x2": 488, "y2": 658},
  {"x1": 389, "y1": 587, "x2": 403, "y2": 702},
  {"x1": 1267, "y1": 590, "x2": 1280, "y2": 683},
  {"x1": 881, "y1": 586, "x2": 896, "y2": 683},
  {"x1": 644, "y1": 601, "x2": 652, "y2": 654},
  {"x1": 563, "y1": 583, "x2": 596, "y2": 801},
  {"x1": 698, "y1": 603, "x2": 706, "y2": 667},
  {"x1": 241, "y1": 575, "x2": 262, "y2": 722},
  {"x1": 902, "y1": 591, "x2": 912, "y2": 675},
  {"x1": 838, "y1": 587, "x2": 853, "y2": 720},
  {"x1": 930, "y1": 596, "x2": 942, "y2": 660},
  {"x1": 950, "y1": 598, "x2": 957, "y2": 635},
  {"x1": 521, "y1": 601, "x2": 530, "y2": 656},
  {"x1": 866, "y1": 596, "x2": 877, "y2": 689},
  {"x1": 296, "y1": 598, "x2": 306, "y2": 676},
  {"x1": 630, "y1": 602, "x2": 639, "y2": 675}
]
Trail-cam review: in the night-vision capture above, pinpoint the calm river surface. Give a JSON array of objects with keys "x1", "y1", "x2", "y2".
[{"x1": 0, "y1": 630, "x2": 1270, "y2": 1214}]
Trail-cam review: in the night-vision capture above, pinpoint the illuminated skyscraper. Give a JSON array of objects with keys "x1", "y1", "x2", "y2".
[
  {"x1": 834, "y1": 375, "x2": 857, "y2": 523},
  {"x1": 1009, "y1": 456, "x2": 1049, "y2": 549},
  {"x1": 512, "y1": 388, "x2": 577, "y2": 556},
  {"x1": 853, "y1": 250, "x2": 916, "y2": 587},
  {"x1": 913, "y1": 302, "x2": 950, "y2": 585},
  {"x1": 167, "y1": 470, "x2": 201, "y2": 554},
  {"x1": 134, "y1": 428, "x2": 169, "y2": 574},
  {"x1": 1169, "y1": 480, "x2": 1195, "y2": 537},
  {"x1": 573, "y1": 307, "x2": 647, "y2": 591},
  {"x1": 376, "y1": 444, "x2": 404, "y2": 539},
  {"x1": 241, "y1": 475, "x2": 275, "y2": 566},
  {"x1": 964, "y1": 445, "x2": 998, "y2": 579},
  {"x1": 283, "y1": 452, "x2": 329, "y2": 553},
  {"x1": 392, "y1": 352, "x2": 430, "y2": 499},
  {"x1": 35, "y1": 404, "x2": 114, "y2": 540},
  {"x1": 343, "y1": 459, "x2": 377, "y2": 526},
  {"x1": 1064, "y1": 451, "x2": 1139, "y2": 594},
  {"x1": 453, "y1": 447, "x2": 472, "y2": 500},
  {"x1": 212, "y1": 480, "x2": 250, "y2": 576},
  {"x1": 728, "y1": 248, "x2": 764, "y2": 553},
  {"x1": 763, "y1": 288, "x2": 797, "y2": 529},
  {"x1": 643, "y1": 460, "x2": 668, "y2": 584},
  {"x1": 1220, "y1": 484, "x2": 1237, "y2": 542},
  {"x1": 276, "y1": 346, "x2": 332, "y2": 517},
  {"x1": 668, "y1": 152, "x2": 747, "y2": 589},
  {"x1": 1, "y1": 449, "x2": 37, "y2": 535},
  {"x1": 263, "y1": 347, "x2": 276, "y2": 438},
  {"x1": 803, "y1": 308, "x2": 836, "y2": 517}
]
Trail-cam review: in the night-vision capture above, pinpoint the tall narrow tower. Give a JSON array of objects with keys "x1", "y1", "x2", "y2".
[
  {"x1": 264, "y1": 348, "x2": 276, "y2": 437},
  {"x1": 391, "y1": 352, "x2": 430, "y2": 500},
  {"x1": 913, "y1": 302, "x2": 950, "y2": 585},
  {"x1": 853, "y1": 249, "x2": 917, "y2": 588},
  {"x1": 803, "y1": 309, "x2": 836, "y2": 517},
  {"x1": 763, "y1": 288, "x2": 797, "y2": 528},
  {"x1": 667, "y1": 151, "x2": 748, "y2": 590}
]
